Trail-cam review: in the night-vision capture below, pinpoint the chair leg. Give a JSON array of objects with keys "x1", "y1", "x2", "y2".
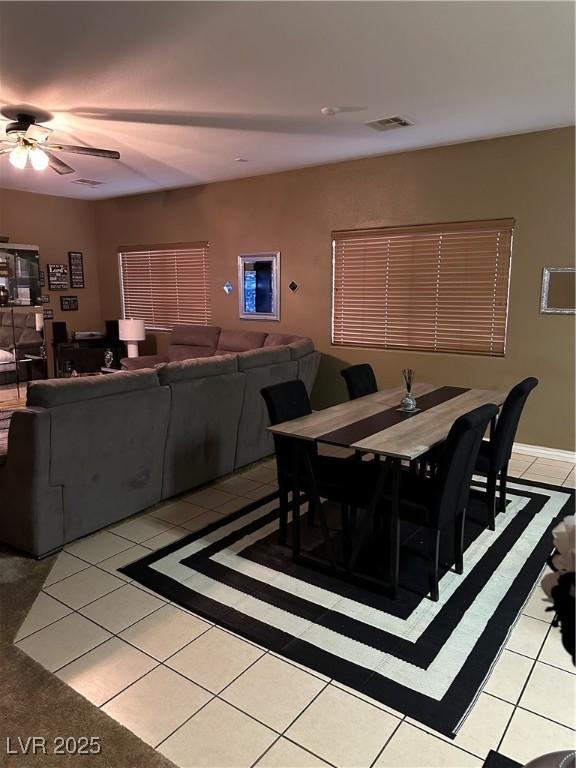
[
  {"x1": 307, "y1": 496, "x2": 316, "y2": 526},
  {"x1": 349, "y1": 506, "x2": 357, "y2": 531},
  {"x1": 454, "y1": 513, "x2": 465, "y2": 575},
  {"x1": 342, "y1": 504, "x2": 351, "y2": 560},
  {"x1": 486, "y1": 470, "x2": 497, "y2": 531},
  {"x1": 278, "y1": 487, "x2": 288, "y2": 545},
  {"x1": 429, "y1": 530, "x2": 440, "y2": 602},
  {"x1": 499, "y1": 462, "x2": 509, "y2": 513}
]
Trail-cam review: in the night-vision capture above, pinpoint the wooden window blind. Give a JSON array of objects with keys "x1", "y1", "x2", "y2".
[
  {"x1": 119, "y1": 242, "x2": 211, "y2": 330},
  {"x1": 332, "y1": 219, "x2": 514, "y2": 356}
]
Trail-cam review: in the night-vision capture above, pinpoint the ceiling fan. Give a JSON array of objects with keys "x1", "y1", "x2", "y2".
[{"x1": 0, "y1": 106, "x2": 120, "y2": 175}]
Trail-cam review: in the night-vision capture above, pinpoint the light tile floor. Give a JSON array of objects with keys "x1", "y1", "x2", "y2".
[{"x1": 14, "y1": 454, "x2": 576, "y2": 767}]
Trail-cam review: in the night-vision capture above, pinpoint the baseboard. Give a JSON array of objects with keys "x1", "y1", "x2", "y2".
[{"x1": 513, "y1": 442, "x2": 576, "y2": 463}]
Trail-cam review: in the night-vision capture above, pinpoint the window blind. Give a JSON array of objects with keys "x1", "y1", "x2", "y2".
[
  {"x1": 332, "y1": 219, "x2": 514, "y2": 356},
  {"x1": 119, "y1": 242, "x2": 211, "y2": 330}
]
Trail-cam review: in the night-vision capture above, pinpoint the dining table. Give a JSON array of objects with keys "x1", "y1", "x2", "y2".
[{"x1": 267, "y1": 381, "x2": 506, "y2": 598}]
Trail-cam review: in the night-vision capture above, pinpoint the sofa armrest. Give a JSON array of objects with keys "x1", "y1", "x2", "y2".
[
  {"x1": 121, "y1": 354, "x2": 167, "y2": 370},
  {"x1": 0, "y1": 408, "x2": 64, "y2": 557}
]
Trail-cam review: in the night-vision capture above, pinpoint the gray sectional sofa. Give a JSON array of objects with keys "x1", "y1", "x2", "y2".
[{"x1": 0, "y1": 329, "x2": 319, "y2": 557}]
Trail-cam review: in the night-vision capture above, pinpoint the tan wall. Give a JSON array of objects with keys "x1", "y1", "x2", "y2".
[
  {"x1": 3, "y1": 128, "x2": 573, "y2": 450},
  {"x1": 0, "y1": 188, "x2": 102, "y2": 371},
  {"x1": 96, "y1": 128, "x2": 575, "y2": 451}
]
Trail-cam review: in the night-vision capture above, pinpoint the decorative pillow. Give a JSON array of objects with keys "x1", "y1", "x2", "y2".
[{"x1": 0, "y1": 349, "x2": 15, "y2": 364}]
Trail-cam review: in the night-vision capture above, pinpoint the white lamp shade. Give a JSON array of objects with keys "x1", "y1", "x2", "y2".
[{"x1": 118, "y1": 318, "x2": 146, "y2": 342}]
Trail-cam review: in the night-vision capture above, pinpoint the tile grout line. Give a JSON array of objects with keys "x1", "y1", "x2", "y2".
[
  {"x1": 369, "y1": 717, "x2": 404, "y2": 768},
  {"x1": 398, "y1": 719, "x2": 488, "y2": 762},
  {"x1": 514, "y1": 704, "x2": 576, "y2": 733},
  {"x1": 495, "y1": 621, "x2": 551, "y2": 754},
  {"x1": 152, "y1": 649, "x2": 276, "y2": 752},
  {"x1": 249, "y1": 736, "x2": 284, "y2": 768}
]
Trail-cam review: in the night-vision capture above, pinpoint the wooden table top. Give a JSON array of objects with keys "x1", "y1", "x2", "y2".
[{"x1": 268, "y1": 382, "x2": 506, "y2": 461}]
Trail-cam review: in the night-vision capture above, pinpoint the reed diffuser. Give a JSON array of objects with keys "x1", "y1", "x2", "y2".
[{"x1": 401, "y1": 368, "x2": 417, "y2": 411}]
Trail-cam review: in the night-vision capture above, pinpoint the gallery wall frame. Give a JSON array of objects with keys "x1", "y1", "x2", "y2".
[
  {"x1": 47, "y1": 263, "x2": 69, "y2": 290},
  {"x1": 68, "y1": 251, "x2": 85, "y2": 289}
]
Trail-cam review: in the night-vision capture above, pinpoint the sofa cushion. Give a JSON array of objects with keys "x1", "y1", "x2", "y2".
[
  {"x1": 217, "y1": 329, "x2": 267, "y2": 353},
  {"x1": 168, "y1": 345, "x2": 215, "y2": 362},
  {"x1": 263, "y1": 333, "x2": 314, "y2": 358},
  {"x1": 287, "y1": 339, "x2": 314, "y2": 359},
  {"x1": 27, "y1": 369, "x2": 160, "y2": 408},
  {"x1": 263, "y1": 332, "x2": 303, "y2": 346},
  {"x1": 171, "y1": 324, "x2": 221, "y2": 349},
  {"x1": 121, "y1": 354, "x2": 167, "y2": 371},
  {"x1": 158, "y1": 354, "x2": 238, "y2": 384},
  {"x1": 237, "y1": 347, "x2": 291, "y2": 370}
]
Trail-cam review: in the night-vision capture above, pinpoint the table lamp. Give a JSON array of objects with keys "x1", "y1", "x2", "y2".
[{"x1": 118, "y1": 318, "x2": 146, "y2": 358}]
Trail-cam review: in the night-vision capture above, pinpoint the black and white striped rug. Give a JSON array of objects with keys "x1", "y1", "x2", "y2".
[{"x1": 122, "y1": 477, "x2": 574, "y2": 738}]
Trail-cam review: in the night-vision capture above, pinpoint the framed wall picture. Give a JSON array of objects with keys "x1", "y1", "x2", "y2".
[
  {"x1": 48, "y1": 263, "x2": 69, "y2": 290},
  {"x1": 68, "y1": 251, "x2": 85, "y2": 289},
  {"x1": 540, "y1": 267, "x2": 576, "y2": 314},
  {"x1": 38, "y1": 294, "x2": 50, "y2": 304},
  {"x1": 60, "y1": 295, "x2": 78, "y2": 311},
  {"x1": 39, "y1": 270, "x2": 45, "y2": 287},
  {"x1": 238, "y1": 252, "x2": 281, "y2": 321},
  {"x1": 43, "y1": 308, "x2": 54, "y2": 320}
]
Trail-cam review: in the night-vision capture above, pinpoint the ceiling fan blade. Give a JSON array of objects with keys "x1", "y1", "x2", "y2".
[
  {"x1": 45, "y1": 151, "x2": 75, "y2": 175},
  {"x1": 25, "y1": 124, "x2": 52, "y2": 143},
  {"x1": 45, "y1": 143, "x2": 120, "y2": 160}
]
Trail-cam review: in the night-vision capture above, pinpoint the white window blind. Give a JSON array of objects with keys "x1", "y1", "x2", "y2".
[
  {"x1": 332, "y1": 219, "x2": 514, "y2": 356},
  {"x1": 119, "y1": 242, "x2": 211, "y2": 330}
]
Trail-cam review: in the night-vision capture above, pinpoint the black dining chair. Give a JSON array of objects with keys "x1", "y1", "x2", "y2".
[
  {"x1": 378, "y1": 403, "x2": 499, "y2": 601},
  {"x1": 340, "y1": 364, "x2": 378, "y2": 400},
  {"x1": 475, "y1": 377, "x2": 539, "y2": 529},
  {"x1": 261, "y1": 380, "x2": 364, "y2": 549}
]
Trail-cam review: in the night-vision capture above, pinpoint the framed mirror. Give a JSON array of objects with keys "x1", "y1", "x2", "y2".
[
  {"x1": 540, "y1": 267, "x2": 576, "y2": 314},
  {"x1": 238, "y1": 252, "x2": 280, "y2": 321}
]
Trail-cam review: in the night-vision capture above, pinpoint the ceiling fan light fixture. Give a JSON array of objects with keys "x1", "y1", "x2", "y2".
[
  {"x1": 29, "y1": 146, "x2": 49, "y2": 171},
  {"x1": 9, "y1": 144, "x2": 29, "y2": 169}
]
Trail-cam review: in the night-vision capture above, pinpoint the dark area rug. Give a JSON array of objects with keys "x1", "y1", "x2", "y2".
[
  {"x1": 483, "y1": 750, "x2": 522, "y2": 768},
  {"x1": 0, "y1": 545, "x2": 175, "y2": 768},
  {"x1": 122, "y1": 477, "x2": 574, "y2": 739}
]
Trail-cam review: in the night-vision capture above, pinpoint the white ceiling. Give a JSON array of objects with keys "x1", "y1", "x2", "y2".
[{"x1": 0, "y1": 1, "x2": 573, "y2": 200}]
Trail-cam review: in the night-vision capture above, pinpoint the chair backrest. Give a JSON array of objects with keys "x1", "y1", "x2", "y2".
[
  {"x1": 261, "y1": 379, "x2": 314, "y2": 483},
  {"x1": 340, "y1": 364, "x2": 378, "y2": 400},
  {"x1": 491, "y1": 378, "x2": 539, "y2": 469},
  {"x1": 434, "y1": 403, "x2": 499, "y2": 528}
]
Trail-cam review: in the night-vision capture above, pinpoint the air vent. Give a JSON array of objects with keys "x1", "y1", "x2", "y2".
[
  {"x1": 365, "y1": 116, "x2": 413, "y2": 131},
  {"x1": 70, "y1": 178, "x2": 104, "y2": 188}
]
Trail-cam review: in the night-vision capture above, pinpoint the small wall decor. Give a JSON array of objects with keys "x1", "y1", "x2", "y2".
[
  {"x1": 39, "y1": 270, "x2": 45, "y2": 287},
  {"x1": 38, "y1": 295, "x2": 50, "y2": 304},
  {"x1": 540, "y1": 267, "x2": 576, "y2": 314},
  {"x1": 223, "y1": 281, "x2": 233, "y2": 295},
  {"x1": 48, "y1": 263, "x2": 69, "y2": 290},
  {"x1": 43, "y1": 308, "x2": 54, "y2": 320},
  {"x1": 288, "y1": 281, "x2": 299, "y2": 293},
  {"x1": 68, "y1": 251, "x2": 85, "y2": 289},
  {"x1": 60, "y1": 295, "x2": 78, "y2": 311}
]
